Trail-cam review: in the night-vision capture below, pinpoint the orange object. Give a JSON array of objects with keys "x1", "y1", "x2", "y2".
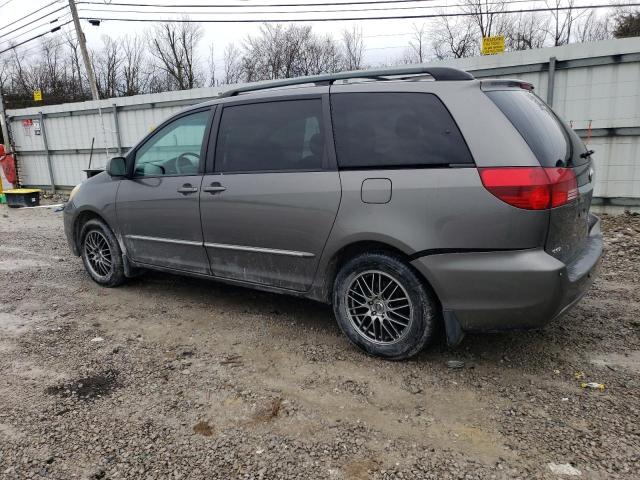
[{"x1": 0, "y1": 144, "x2": 17, "y2": 185}]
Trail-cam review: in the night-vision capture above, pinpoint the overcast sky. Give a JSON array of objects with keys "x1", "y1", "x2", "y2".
[{"x1": 0, "y1": 0, "x2": 617, "y2": 74}]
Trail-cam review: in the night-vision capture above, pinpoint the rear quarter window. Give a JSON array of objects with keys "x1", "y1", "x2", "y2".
[
  {"x1": 330, "y1": 92, "x2": 473, "y2": 169},
  {"x1": 486, "y1": 89, "x2": 587, "y2": 167}
]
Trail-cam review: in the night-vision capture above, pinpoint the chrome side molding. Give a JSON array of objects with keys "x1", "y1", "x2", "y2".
[
  {"x1": 204, "y1": 242, "x2": 315, "y2": 258},
  {"x1": 126, "y1": 235, "x2": 315, "y2": 258},
  {"x1": 126, "y1": 235, "x2": 203, "y2": 247}
]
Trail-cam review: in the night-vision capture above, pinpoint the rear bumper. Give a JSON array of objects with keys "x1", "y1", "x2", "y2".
[{"x1": 411, "y1": 215, "x2": 603, "y2": 336}]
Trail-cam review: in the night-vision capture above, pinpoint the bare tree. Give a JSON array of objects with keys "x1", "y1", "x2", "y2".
[
  {"x1": 242, "y1": 24, "x2": 288, "y2": 81},
  {"x1": 9, "y1": 48, "x2": 32, "y2": 95},
  {"x1": 93, "y1": 35, "x2": 121, "y2": 98},
  {"x1": 120, "y1": 34, "x2": 148, "y2": 96},
  {"x1": 298, "y1": 35, "x2": 342, "y2": 76},
  {"x1": 0, "y1": 55, "x2": 10, "y2": 93},
  {"x1": 148, "y1": 19, "x2": 204, "y2": 91},
  {"x1": 504, "y1": 13, "x2": 549, "y2": 50},
  {"x1": 222, "y1": 43, "x2": 243, "y2": 84},
  {"x1": 279, "y1": 24, "x2": 314, "y2": 78},
  {"x1": 546, "y1": 0, "x2": 588, "y2": 46},
  {"x1": 206, "y1": 43, "x2": 216, "y2": 87},
  {"x1": 242, "y1": 24, "x2": 342, "y2": 81},
  {"x1": 462, "y1": 0, "x2": 506, "y2": 38},
  {"x1": 341, "y1": 25, "x2": 365, "y2": 70},
  {"x1": 40, "y1": 38, "x2": 65, "y2": 94},
  {"x1": 573, "y1": 10, "x2": 612, "y2": 43},
  {"x1": 404, "y1": 23, "x2": 428, "y2": 63},
  {"x1": 432, "y1": 16, "x2": 478, "y2": 59},
  {"x1": 64, "y1": 31, "x2": 84, "y2": 96}
]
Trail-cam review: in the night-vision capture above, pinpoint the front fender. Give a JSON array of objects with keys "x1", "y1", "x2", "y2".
[{"x1": 63, "y1": 173, "x2": 121, "y2": 254}]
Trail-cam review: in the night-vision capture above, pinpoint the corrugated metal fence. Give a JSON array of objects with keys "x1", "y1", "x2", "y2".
[{"x1": 5, "y1": 37, "x2": 640, "y2": 203}]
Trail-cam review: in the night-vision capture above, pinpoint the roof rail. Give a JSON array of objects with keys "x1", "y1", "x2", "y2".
[{"x1": 218, "y1": 66, "x2": 474, "y2": 98}]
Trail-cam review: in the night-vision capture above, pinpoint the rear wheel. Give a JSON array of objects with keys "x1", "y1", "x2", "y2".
[
  {"x1": 80, "y1": 219, "x2": 126, "y2": 287},
  {"x1": 332, "y1": 252, "x2": 436, "y2": 360}
]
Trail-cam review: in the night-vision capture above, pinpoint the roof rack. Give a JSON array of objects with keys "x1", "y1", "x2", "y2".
[{"x1": 218, "y1": 66, "x2": 474, "y2": 98}]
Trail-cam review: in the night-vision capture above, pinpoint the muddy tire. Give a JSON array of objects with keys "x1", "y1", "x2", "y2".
[
  {"x1": 80, "y1": 218, "x2": 126, "y2": 287},
  {"x1": 332, "y1": 252, "x2": 436, "y2": 360}
]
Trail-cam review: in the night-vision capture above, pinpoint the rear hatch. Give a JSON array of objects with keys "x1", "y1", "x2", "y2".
[{"x1": 485, "y1": 87, "x2": 593, "y2": 264}]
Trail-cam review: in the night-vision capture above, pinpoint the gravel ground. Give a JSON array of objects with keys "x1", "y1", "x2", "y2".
[{"x1": 0, "y1": 206, "x2": 638, "y2": 480}]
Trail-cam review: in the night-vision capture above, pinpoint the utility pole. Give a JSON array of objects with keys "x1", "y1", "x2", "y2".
[
  {"x1": 0, "y1": 85, "x2": 11, "y2": 153},
  {"x1": 68, "y1": 0, "x2": 99, "y2": 100}
]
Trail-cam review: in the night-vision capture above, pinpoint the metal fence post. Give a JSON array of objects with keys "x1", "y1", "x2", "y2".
[
  {"x1": 547, "y1": 56, "x2": 557, "y2": 107},
  {"x1": 112, "y1": 103, "x2": 123, "y2": 155},
  {"x1": 39, "y1": 112, "x2": 55, "y2": 193}
]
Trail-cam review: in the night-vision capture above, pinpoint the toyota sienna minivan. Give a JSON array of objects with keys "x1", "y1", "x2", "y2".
[{"x1": 64, "y1": 66, "x2": 602, "y2": 359}]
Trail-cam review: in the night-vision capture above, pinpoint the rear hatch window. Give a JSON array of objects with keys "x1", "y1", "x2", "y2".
[
  {"x1": 486, "y1": 89, "x2": 587, "y2": 168},
  {"x1": 486, "y1": 89, "x2": 594, "y2": 263}
]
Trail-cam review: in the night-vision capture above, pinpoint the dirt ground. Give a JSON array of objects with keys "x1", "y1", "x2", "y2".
[{"x1": 0, "y1": 204, "x2": 638, "y2": 480}]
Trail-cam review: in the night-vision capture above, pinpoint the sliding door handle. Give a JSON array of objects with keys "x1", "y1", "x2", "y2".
[
  {"x1": 177, "y1": 184, "x2": 198, "y2": 194},
  {"x1": 202, "y1": 182, "x2": 227, "y2": 194}
]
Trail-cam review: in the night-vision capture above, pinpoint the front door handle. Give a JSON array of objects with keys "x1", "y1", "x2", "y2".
[
  {"x1": 177, "y1": 184, "x2": 198, "y2": 194},
  {"x1": 202, "y1": 182, "x2": 227, "y2": 194}
]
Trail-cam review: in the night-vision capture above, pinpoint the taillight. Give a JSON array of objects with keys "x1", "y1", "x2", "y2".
[
  {"x1": 545, "y1": 167, "x2": 578, "y2": 207},
  {"x1": 479, "y1": 167, "x2": 578, "y2": 210}
]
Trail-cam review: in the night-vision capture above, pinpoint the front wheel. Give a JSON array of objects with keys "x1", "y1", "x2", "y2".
[
  {"x1": 80, "y1": 219, "x2": 126, "y2": 287},
  {"x1": 332, "y1": 252, "x2": 437, "y2": 360}
]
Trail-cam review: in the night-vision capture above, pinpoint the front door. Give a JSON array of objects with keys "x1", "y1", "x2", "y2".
[
  {"x1": 117, "y1": 108, "x2": 212, "y2": 274},
  {"x1": 200, "y1": 95, "x2": 341, "y2": 291}
]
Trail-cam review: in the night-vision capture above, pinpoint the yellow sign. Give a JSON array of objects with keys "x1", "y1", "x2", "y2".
[
  {"x1": 33, "y1": 89, "x2": 42, "y2": 101},
  {"x1": 482, "y1": 36, "x2": 505, "y2": 55}
]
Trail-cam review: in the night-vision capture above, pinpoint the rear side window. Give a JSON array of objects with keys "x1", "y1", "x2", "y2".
[
  {"x1": 486, "y1": 90, "x2": 583, "y2": 167},
  {"x1": 215, "y1": 99, "x2": 324, "y2": 173},
  {"x1": 330, "y1": 92, "x2": 473, "y2": 169}
]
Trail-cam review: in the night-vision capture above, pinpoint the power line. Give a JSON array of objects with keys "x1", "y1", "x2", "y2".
[
  {"x1": 77, "y1": 0, "x2": 470, "y2": 8},
  {"x1": 8, "y1": 30, "x2": 76, "y2": 57},
  {"x1": 17, "y1": 38, "x2": 76, "y2": 57},
  {"x1": 78, "y1": 0, "x2": 540, "y2": 17},
  {"x1": 365, "y1": 44, "x2": 408, "y2": 50},
  {"x1": 77, "y1": 3, "x2": 637, "y2": 23},
  {"x1": 365, "y1": 31, "x2": 414, "y2": 37},
  {"x1": 0, "y1": 20, "x2": 73, "y2": 55},
  {"x1": 0, "y1": 5, "x2": 70, "y2": 38},
  {"x1": 0, "y1": 0, "x2": 17, "y2": 8},
  {"x1": 0, "y1": 1, "x2": 64, "y2": 33},
  {"x1": 0, "y1": 15, "x2": 70, "y2": 47}
]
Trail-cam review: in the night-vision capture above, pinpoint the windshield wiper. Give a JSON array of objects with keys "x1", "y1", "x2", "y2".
[{"x1": 580, "y1": 149, "x2": 595, "y2": 159}]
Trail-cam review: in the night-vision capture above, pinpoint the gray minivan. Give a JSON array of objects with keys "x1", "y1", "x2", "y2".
[{"x1": 64, "y1": 66, "x2": 602, "y2": 359}]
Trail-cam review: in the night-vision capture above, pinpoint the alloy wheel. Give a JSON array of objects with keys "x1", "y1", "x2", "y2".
[
  {"x1": 84, "y1": 230, "x2": 113, "y2": 278},
  {"x1": 345, "y1": 270, "x2": 414, "y2": 345}
]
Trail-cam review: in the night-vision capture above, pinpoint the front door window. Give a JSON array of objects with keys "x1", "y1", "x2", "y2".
[{"x1": 134, "y1": 110, "x2": 210, "y2": 177}]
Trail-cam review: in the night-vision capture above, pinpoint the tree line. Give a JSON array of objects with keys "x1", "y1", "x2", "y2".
[{"x1": 0, "y1": 1, "x2": 639, "y2": 111}]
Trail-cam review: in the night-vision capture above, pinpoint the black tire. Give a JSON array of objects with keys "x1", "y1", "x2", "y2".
[
  {"x1": 332, "y1": 252, "x2": 437, "y2": 360},
  {"x1": 79, "y1": 218, "x2": 126, "y2": 287}
]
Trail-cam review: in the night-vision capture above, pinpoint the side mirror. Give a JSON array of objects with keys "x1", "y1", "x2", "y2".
[{"x1": 106, "y1": 156, "x2": 127, "y2": 177}]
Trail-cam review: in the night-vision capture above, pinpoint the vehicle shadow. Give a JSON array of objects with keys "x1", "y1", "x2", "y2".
[
  {"x1": 124, "y1": 270, "x2": 597, "y2": 367},
  {"x1": 129, "y1": 270, "x2": 338, "y2": 334}
]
